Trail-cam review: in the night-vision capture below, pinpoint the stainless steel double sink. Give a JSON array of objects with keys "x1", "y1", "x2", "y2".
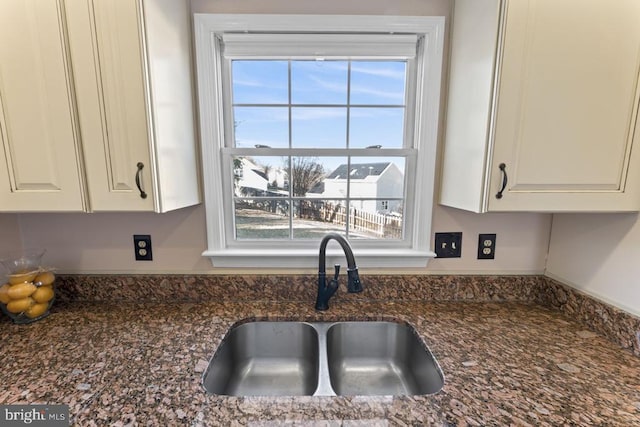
[{"x1": 202, "y1": 321, "x2": 444, "y2": 396}]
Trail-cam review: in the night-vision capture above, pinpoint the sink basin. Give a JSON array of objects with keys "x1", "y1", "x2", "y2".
[
  {"x1": 202, "y1": 321, "x2": 319, "y2": 396},
  {"x1": 326, "y1": 321, "x2": 444, "y2": 396},
  {"x1": 202, "y1": 320, "x2": 443, "y2": 396}
]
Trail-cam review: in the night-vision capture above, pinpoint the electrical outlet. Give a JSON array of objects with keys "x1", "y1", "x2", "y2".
[
  {"x1": 434, "y1": 232, "x2": 462, "y2": 258},
  {"x1": 133, "y1": 235, "x2": 153, "y2": 261},
  {"x1": 477, "y1": 233, "x2": 496, "y2": 259}
]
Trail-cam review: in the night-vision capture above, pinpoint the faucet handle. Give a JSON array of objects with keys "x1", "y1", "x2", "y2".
[
  {"x1": 347, "y1": 268, "x2": 363, "y2": 293},
  {"x1": 333, "y1": 264, "x2": 340, "y2": 280}
]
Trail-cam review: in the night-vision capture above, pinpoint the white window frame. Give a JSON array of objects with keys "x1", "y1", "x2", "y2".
[{"x1": 194, "y1": 14, "x2": 444, "y2": 268}]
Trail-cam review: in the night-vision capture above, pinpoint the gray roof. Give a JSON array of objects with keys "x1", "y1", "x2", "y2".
[
  {"x1": 326, "y1": 162, "x2": 391, "y2": 180},
  {"x1": 252, "y1": 169, "x2": 268, "y2": 180}
]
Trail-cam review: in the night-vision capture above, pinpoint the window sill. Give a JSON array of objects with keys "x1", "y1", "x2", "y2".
[{"x1": 202, "y1": 248, "x2": 436, "y2": 269}]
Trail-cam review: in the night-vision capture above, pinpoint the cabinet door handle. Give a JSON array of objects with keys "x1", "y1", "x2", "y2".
[
  {"x1": 495, "y1": 163, "x2": 507, "y2": 199},
  {"x1": 135, "y1": 162, "x2": 148, "y2": 199}
]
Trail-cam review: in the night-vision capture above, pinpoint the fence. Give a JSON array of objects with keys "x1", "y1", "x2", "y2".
[
  {"x1": 236, "y1": 199, "x2": 403, "y2": 238},
  {"x1": 298, "y1": 201, "x2": 402, "y2": 239}
]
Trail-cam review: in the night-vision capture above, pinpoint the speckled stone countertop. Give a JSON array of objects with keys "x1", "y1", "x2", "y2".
[{"x1": 2, "y1": 280, "x2": 640, "y2": 426}]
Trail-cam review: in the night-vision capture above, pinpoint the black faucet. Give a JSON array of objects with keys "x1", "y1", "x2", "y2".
[{"x1": 315, "y1": 233, "x2": 362, "y2": 311}]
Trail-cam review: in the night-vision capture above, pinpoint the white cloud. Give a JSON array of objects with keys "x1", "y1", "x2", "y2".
[
  {"x1": 350, "y1": 85, "x2": 405, "y2": 103},
  {"x1": 232, "y1": 78, "x2": 266, "y2": 88},
  {"x1": 305, "y1": 75, "x2": 346, "y2": 94},
  {"x1": 350, "y1": 64, "x2": 406, "y2": 80}
]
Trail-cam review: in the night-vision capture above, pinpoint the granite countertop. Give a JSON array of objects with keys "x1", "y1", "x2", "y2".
[{"x1": 2, "y1": 289, "x2": 640, "y2": 426}]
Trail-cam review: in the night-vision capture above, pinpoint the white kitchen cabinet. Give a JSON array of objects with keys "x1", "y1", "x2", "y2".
[
  {"x1": 441, "y1": 0, "x2": 640, "y2": 212},
  {"x1": 0, "y1": 0, "x2": 87, "y2": 212},
  {"x1": 0, "y1": 0, "x2": 200, "y2": 213},
  {"x1": 65, "y1": 0, "x2": 200, "y2": 212}
]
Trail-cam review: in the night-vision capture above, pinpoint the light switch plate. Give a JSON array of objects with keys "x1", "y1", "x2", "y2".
[{"x1": 434, "y1": 232, "x2": 462, "y2": 258}]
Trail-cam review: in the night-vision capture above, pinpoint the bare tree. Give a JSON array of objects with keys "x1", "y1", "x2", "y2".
[{"x1": 285, "y1": 157, "x2": 325, "y2": 197}]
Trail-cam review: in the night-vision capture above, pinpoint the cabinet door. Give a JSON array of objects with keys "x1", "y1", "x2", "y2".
[
  {"x1": 66, "y1": 0, "x2": 155, "y2": 211},
  {"x1": 488, "y1": 0, "x2": 640, "y2": 211},
  {"x1": 0, "y1": 0, "x2": 85, "y2": 211}
]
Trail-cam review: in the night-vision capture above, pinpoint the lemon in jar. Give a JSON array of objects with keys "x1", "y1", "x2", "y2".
[
  {"x1": 32, "y1": 286, "x2": 54, "y2": 303},
  {"x1": 7, "y1": 282, "x2": 37, "y2": 299},
  {"x1": 7, "y1": 297, "x2": 34, "y2": 313},
  {"x1": 0, "y1": 283, "x2": 10, "y2": 304},
  {"x1": 25, "y1": 302, "x2": 48, "y2": 318},
  {"x1": 34, "y1": 271, "x2": 55, "y2": 286},
  {"x1": 8, "y1": 271, "x2": 38, "y2": 285}
]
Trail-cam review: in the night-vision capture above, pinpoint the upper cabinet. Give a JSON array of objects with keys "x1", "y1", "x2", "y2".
[
  {"x1": 440, "y1": 0, "x2": 640, "y2": 212},
  {"x1": 0, "y1": 0, "x2": 86, "y2": 211},
  {"x1": 66, "y1": 0, "x2": 200, "y2": 212},
  {"x1": 0, "y1": 0, "x2": 200, "y2": 213}
]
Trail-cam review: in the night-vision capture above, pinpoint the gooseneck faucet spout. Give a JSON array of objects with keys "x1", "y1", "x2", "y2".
[{"x1": 315, "y1": 233, "x2": 362, "y2": 311}]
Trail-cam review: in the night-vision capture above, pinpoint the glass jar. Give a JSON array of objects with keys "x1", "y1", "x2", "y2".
[{"x1": 0, "y1": 250, "x2": 56, "y2": 324}]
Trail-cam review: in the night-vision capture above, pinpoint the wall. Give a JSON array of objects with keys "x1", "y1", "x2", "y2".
[
  {"x1": 429, "y1": 208, "x2": 550, "y2": 274},
  {"x1": 19, "y1": 207, "x2": 211, "y2": 274},
  {"x1": 0, "y1": 214, "x2": 22, "y2": 270},
  {"x1": 14, "y1": 0, "x2": 552, "y2": 274},
  {"x1": 17, "y1": 205, "x2": 550, "y2": 274},
  {"x1": 546, "y1": 213, "x2": 640, "y2": 316}
]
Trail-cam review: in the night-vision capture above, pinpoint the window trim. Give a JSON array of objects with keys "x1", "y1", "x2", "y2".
[{"x1": 194, "y1": 14, "x2": 445, "y2": 268}]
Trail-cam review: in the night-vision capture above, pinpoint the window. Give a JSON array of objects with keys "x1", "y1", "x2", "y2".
[
  {"x1": 194, "y1": 14, "x2": 445, "y2": 268},
  {"x1": 231, "y1": 58, "x2": 407, "y2": 241}
]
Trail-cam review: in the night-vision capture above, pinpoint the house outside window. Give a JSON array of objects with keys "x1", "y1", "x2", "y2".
[{"x1": 194, "y1": 14, "x2": 445, "y2": 268}]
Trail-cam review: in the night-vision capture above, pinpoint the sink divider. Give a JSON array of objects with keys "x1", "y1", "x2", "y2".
[{"x1": 310, "y1": 322, "x2": 336, "y2": 397}]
